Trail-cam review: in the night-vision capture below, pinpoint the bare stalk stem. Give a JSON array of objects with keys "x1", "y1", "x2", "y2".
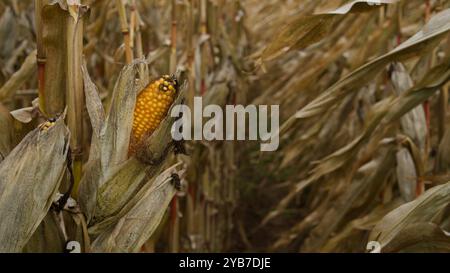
[
  {"x1": 116, "y1": 0, "x2": 133, "y2": 64},
  {"x1": 170, "y1": 0, "x2": 178, "y2": 74}
]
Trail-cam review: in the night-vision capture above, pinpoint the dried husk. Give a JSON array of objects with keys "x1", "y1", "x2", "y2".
[
  {"x1": 79, "y1": 62, "x2": 187, "y2": 238},
  {"x1": 78, "y1": 64, "x2": 137, "y2": 222},
  {"x1": 0, "y1": 119, "x2": 70, "y2": 252},
  {"x1": 90, "y1": 165, "x2": 179, "y2": 252}
]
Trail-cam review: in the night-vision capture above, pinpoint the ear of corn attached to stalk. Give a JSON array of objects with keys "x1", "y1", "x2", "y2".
[{"x1": 129, "y1": 75, "x2": 178, "y2": 155}]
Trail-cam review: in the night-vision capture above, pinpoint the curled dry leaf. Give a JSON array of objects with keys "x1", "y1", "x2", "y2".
[
  {"x1": 316, "y1": 0, "x2": 398, "y2": 15},
  {"x1": 10, "y1": 98, "x2": 41, "y2": 124},
  {"x1": 10, "y1": 107, "x2": 35, "y2": 124}
]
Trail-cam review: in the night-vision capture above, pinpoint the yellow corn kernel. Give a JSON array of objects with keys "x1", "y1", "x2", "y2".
[{"x1": 129, "y1": 75, "x2": 178, "y2": 155}]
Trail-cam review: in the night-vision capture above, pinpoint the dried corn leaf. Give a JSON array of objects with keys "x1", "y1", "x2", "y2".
[
  {"x1": 10, "y1": 107, "x2": 35, "y2": 124},
  {"x1": 9, "y1": 98, "x2": 40, "y2": 124},
  {"x1": 382, "y1": 222, "x2": 450, "y2": 253},
  {"x1": 317, "y1": 0, "x2": 398, "y2": 15},
  {"x1": 260, "y1": 0, "x2": 397, "y2": 62},
  {"x1": 301, "y1": 147, "x2": 396, "y2": 252},
  {"x1": 322, "y1": 199, "x2": 404, "y2": 252},
  {"x1": 0, "y1": 119, "x2": 70, "y2": 252},
  {"x1": 266, "y1": 58, "x2": 450, "y2": 226},
  {"x1": 0, "y1": 50, "x2": 36, "y2": 102},
  {"x1": 260, "y1": 14, "x2": 335, "y2": 63},
  {"x1": 291, "y1": 8, "x2": 450, "y2": 122},
  {"x1": 369, "y1": 181, "x2": 450, "y2": 249},
  {"x1": 314, "y1": 57, "x2": 450, "y2": 185}
]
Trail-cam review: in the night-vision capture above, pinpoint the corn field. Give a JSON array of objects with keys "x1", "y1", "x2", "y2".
[{"x1": 0, "y1": 0, "x2": 449, "y2": 253}]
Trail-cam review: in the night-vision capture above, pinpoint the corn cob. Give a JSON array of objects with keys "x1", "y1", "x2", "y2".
[{"x1": 129, "y1": 75, "x2": 178, "y2": 155}]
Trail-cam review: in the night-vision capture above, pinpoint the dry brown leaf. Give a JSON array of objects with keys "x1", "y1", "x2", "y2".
[{"x1": 369, "y1": 182, "x2": 450, "y2": 249}]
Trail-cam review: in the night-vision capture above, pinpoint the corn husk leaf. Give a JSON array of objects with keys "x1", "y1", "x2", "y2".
[
  {"x1": 22, "y1": 212, "x2": 67, "y2": 253},
  {"x1": 90, "y1": 86, "x2": 186, "y2": 235},
  {"x1": 78, "y1": 63, "x2": 136, "y2": 221},
  {"x1": 79, "y1": 62, "x2": 187, "y2": 235},
  {"x1": 90, "y1": 165, "x2": 180, "y2": 252},
  {"x1": 0, "y1": 119, "x2": 70, "y2": 252}
]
